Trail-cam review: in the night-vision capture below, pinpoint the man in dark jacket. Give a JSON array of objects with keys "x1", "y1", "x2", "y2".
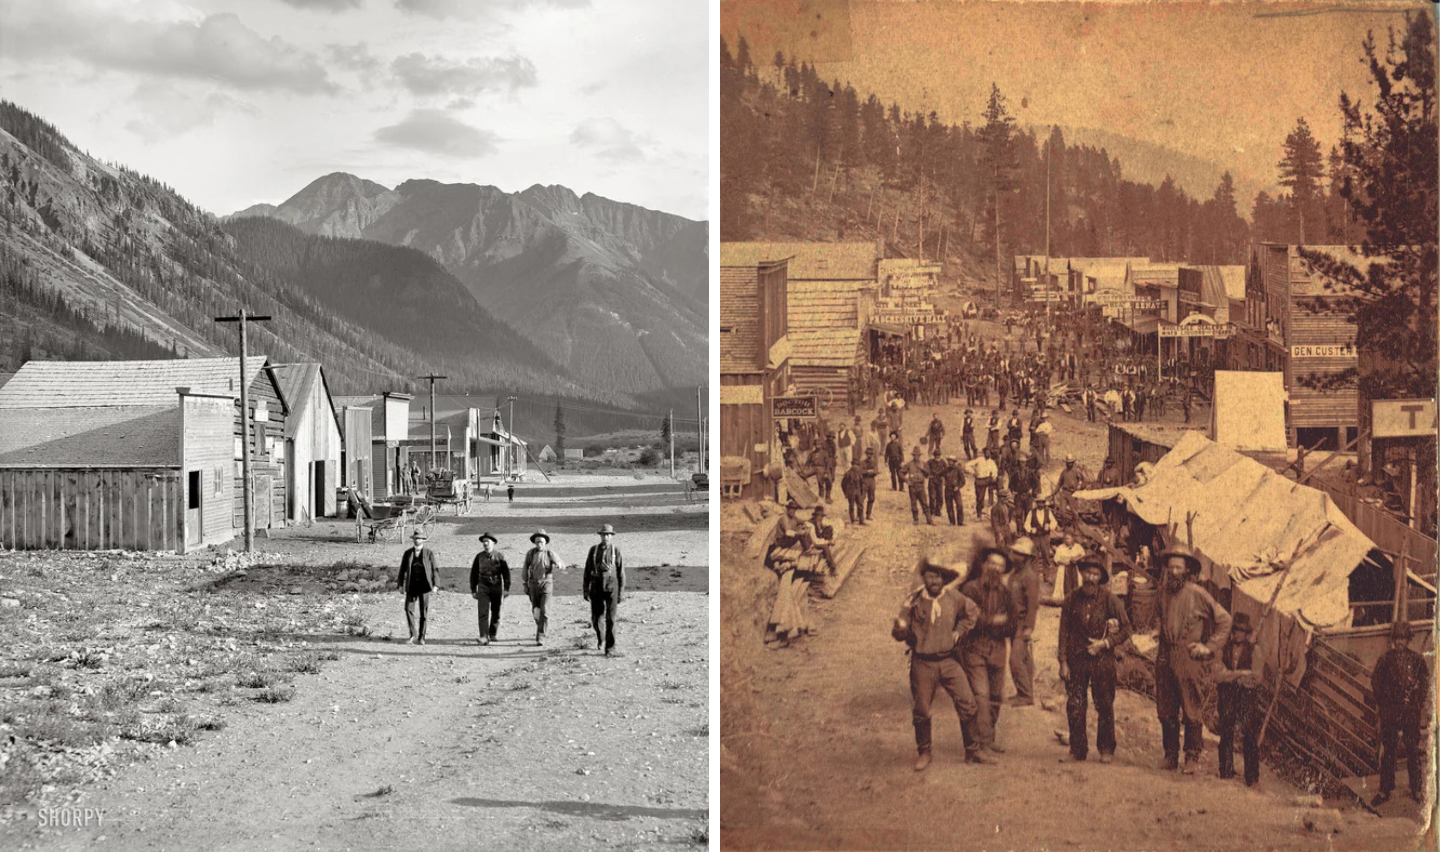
[
  {"x1": 943, "y1": 455, "x2": 967, "y2": 526},
  {"x1": 961, "y1": 409, "x2": 978, "y2": 460},
  {"x1": 926, "y1": 449, "x2": 948, "y2": 526},
  {"x1": 523, "y1": 529, "x2": 565, "y2": 646},
  {"x1": 809, "y1": 442, "x2": 834, "y2": 503},
  {"x1": 1006, "y1": 538, "x2": 1041, "y2": 707},
  {"x1": 884, "y1": 431, "x2": 905, "y2": 490},
  {"x1": 1215, "y1": 612, "x2": 1260, "y2": 784},
  {"x1": 961, "y1": 546, "x2": 1016, "y2": 757},
  {"x1": 841, "y1": 462, "x2": 865, "y2": 525},
  {"x1": 903, "y1": 446, "x2": 933, "y2": 525},
  {"x1": 1057, "y1": 558, "x2": 1131, "y2": 762},
  {"x1": 1370, "y1": 620, "x2": 1430, "y2": 805},
  {"x1": 1155, "y1": 544, "x2": 1231, "y2": 773},
  {"x1": 861, "y1": 447, "x2": 880, "y2": 520},
  {"x1": 468, "y1": 532, "x2": 510, "y2": 645},
  {"x1": 396, "y1": 530, "x2": 439, "y2": 645},
  {"x1": 582, "y1": 524, "x2": 625, "y2": 655},
  {"x1": 927, "y1": 412, "x2": 946, "y2": 453},
  {"x1": 892, "y1": 559, "x2": 988, "y2": 770}
]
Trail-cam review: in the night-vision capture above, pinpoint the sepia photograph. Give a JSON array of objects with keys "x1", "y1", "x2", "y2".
[
  {"x1": 0, "y1": 0, "x2": 709, "y2": 848},
  {"x1": 719, "y1": 1, "x2": 1435, "y2": 850}
]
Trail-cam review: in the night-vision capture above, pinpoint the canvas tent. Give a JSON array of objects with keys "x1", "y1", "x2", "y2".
[
  {"x1": 1210, "y1": 370, "x2": 1287, "y2": 452},
  {"x1": 1076, "y1": 431, "x2": 1382, "y2": 685}
]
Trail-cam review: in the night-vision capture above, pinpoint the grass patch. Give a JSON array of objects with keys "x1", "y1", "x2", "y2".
[
  {"x1": 192, "y1": 715, "x2": 226, "y2": 731},
  {"x1": 285, "y1": 653, "x2": 322, "y2": 675},
  {"x1": 236, "y1": 670, "x2": 284, "y2": 689},
  {"x1": 0, "y1": 661, "x2": 32, "y2": 679},
  {"x1": 686, "y1": 724, "x2": 708, "y2": 738},
  {"x1": 254, "y1": 686, "x2": 295, "y2": 704},
  {"x1": 96, "y1": 678, "x2": 150, "y2": 711}
]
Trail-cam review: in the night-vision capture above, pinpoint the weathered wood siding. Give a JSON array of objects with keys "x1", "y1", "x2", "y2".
[
  {"x1": 182, "y1": 395, "x2": 237, "y2": 549},
  {"x1": 0, "y1": 468, "x2": 184, "y2": 552},
  {"x1": 1285, "y1": 303, "x2": 1358, "y2": 429},
  {"x1": 231, "y1": 371, "x2": 287, "y2": 531}
]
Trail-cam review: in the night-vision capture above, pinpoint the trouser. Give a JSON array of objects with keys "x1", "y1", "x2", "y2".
[
  {"x1": 1378, "y1": 714, "x2": 1424, "y2": 795},
  {"x1": 527, "y1": 586, "x2": 551, "y2": 639},
  {"x1": 928, "y1": 480, "x2": 944, "y2": 521},
  {"x1": 1066, "y1": 652, "x2": 1117, "y2": 759},
  {"x1": 1087, "y1": 403, "x2": 1096, "y2": 422},
  {"x1": 1217, "y1": 684, "x2": 1260, "y2": 783},
  {"x1": 837, "y1": 447, "x2": 852, "y2": 475},
  {"x1": 475, "y1": 583, "x2": 504, "y2": 639},
  {"x1": 889, "y1": 462, "x2": 903, "y2": 490},
  {"x1": 962, "y1": 433, "x2": 977, "y2": 459},
  {"x1": 863, "y1": 478, "x2": 877, "y2": 518},
  {"x1": 975, "y1": 478, "x2": 994, "y2": 510},
  {"x1": 404, "y1": 591, "x2": 431, "y2": 640},
  {"x1": 589, "y1": 589, "x2": 618, "y2": 651},
  {"x1": 846, "y1": 492, "x2": 863, "y2": 523},
  {"x1": 1010, "y1": 635, "x2": 1034, "y2": 704},
  {"x1": 930, "y1": 435, "x2": 943, "y2": 453},
  {"x1": 817, "y1": 472, "x2": 833, "y2": 501},
  {"x1": 910, "y1": 656, "x2": 980, "y2": 756},
  {"x1": 1155, "y1": 655, "x2": 1205, "y2": 761},
  {"x1": 962, "y1": 637, "x2": 1008, "y2": 747},
  {"x1": 1035, "y1": 435, "x2": 1049, "y2": 466},
  {"x1": 945, "y1": 488, "x2": 965, "y2": 525},
  {"x1": 1015, "y1": 493, "x2": 1033, "y2": 522},
  {"x1": 908, "y1": 484, "x2": 932, "y2": 523}
]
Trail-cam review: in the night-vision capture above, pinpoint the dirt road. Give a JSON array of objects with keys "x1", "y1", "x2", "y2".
[
  {"x1": 4, "y1": 474, "x2": 708, "y2": 851},
  {"x1": 721, "y1": 394, "x2": 1423, "y2": 851}
]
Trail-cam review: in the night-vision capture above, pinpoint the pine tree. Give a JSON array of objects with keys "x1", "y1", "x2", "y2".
[
  {"x1": 660, "y1": 412, "x2": 671, "y2": 447},
  {"x1": 978, "y1": 84, "x2": 1017, "y2": 301},
  {"x1": 1278, "y1": 117, "x2": 1325, "y2": 243}
]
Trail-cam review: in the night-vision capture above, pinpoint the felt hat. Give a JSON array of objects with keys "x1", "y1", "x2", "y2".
[
  {"x1": 964, "y1": 409, "x2": 973, "y2": 415},
  {"x1": 478, "y1": 532, "x2": 498, "y2": 544},
  {"x1": 1231, "y1": 612, "x2": 1253, "y2": 633},
  {"x1": 865, "y1": 446, "x2": 876, "y2": 455},
  {"x1": 1390, "y1": 620, "x2": 1413, "y2": 641},
  {"x1": 410, "y1": 530, "x2": 428, "y2": 542},
  {"x1": 917, "y1": 557, "x2": 961, "y2": 584},
  {"x1": 932, "y1": 446, "x2": 942, "y2": 456},
  {"x1": 1010, "y1": 537, "x2": 1035, "y2": 557},
  {"x1": 1076, "y1": 557, "x2": 1109, "y2": 585},
  {"x1": 1064, "y1": 453, "x2": 1076, "y2": 463},
  {"x1": 785, "y1": 498, "x2": 801, "y2": 510},
  {"x1": 912, "y1": 446, "x2": 923, "y2": 457},
  {"x1": 597, "y1": 523, "x2": 617, "y2": 535},
  {"x1": 970, "y1": 545, "x2": 1012, "y2": 582},
  {"x1": 1158, "y1": 543, "x2": 1202, "y2": 575},
  {"x1": 529, "y1": 529, "x2": 551, "y2": 544},
  {"x1": 811, "y1": 504, "x2": 826, "y2": 517}
]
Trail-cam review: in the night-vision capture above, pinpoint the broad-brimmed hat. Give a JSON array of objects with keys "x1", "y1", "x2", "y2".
[
  {"x1": 529, "y1": 529, "x2": 551, "y2": 544},
  {"x1": 597, "y1": 523, "x2": 617, "y2": 536},
  {"x1": 932, "y1": 446, "x2": 942, "y2": 456},
  {"x1": 970, "y1": 545, "x2": 1012, "y2": 581},
  {"x1": 1064, "y1": 453, "x2": 1076, "y2": 463},
  {"x1": 478, "y1": 532, "x2": 498, "y2": 544},
  {"x1": 811, "y1": 504, "x2": 826, "y2": 517},
  {"x1": 1158, "y1": 543, "x2": 1202, "y2": 575},
  {"x1": 1231, "y1": 612, "x2": 1253, "y2": 633},
  {"x1": 912, "y1": 446, "x2": 923, "y2": 456},
  {"x1": 964, "y1": 409, "x2": 973, "y2": 415},
  {"x1": 1076, "y1": 557, "x2": 1109, "y2": 585},
  {"x1": 865, "y1": 446, "x2": 876, "y2": 455},
  {"x1": 410, "y1": 530, "x2": 428, "y2": 542},
  {"x1": 917, "y1": 557, "x2": 961, "y2": 584},
  {"x1": 1010, "y1": 537, "x2": 1035, "y2": 557},
  {"x1": 1390, "y1": 620, "x2": 1413, "y2": 641}
]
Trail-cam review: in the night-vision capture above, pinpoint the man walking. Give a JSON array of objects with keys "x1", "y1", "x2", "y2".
[
  {"x1": 396, "y1": 530, "x2": 438, "y2": 645},
  {"x1": 943, "y1": 455, "x2": 967, "y2": 526},
  {"x1": 1155, "y1": 544, "x2": 1231, "y2": 773},
  {"x1": 961, "y1": 409, "x2": 978, "y2": 460},
  {"x1": 885, "y1": 430, "x2": 905, "y2": 491},
  {"x1": 523, "y1": 529, "x2": 565, "y2": 646},
  {"x1": 904, "y1": 447, "x2": 934, "y2": 525},
  {"x1": 468, "y1": 532, "x2": 510, "y2": 645},
  {"x1": 1057, "y1": 558, "x2": 1131, "y2": 763},
  {"x1": 960, "y1": 545, "x2": 1016, "y2": 757},
  {"x1": 926, "y1": 449, "x2": 947, "y2": 526},
  {"x1": 583, "y1": 524, "x2": 625, "y2": 655},
  {"x1": 927, "y1": 412, "x2": 946, "y2": 454},
  {"x1": 860, "y1": 446, "x2": 880, "y2": 521},
  {"x1": 1006, "y1": 538, "x2": 1041, "y2": 708},
  {"x1": 1215, "y1": 612, "x2": 1261, "y2": 785},
  {"x1": 841, "y1": 460, "x2": 865, "y2": 525},
  {"x1": 893, "y1": 559, "x2": 990, "y2": 770},
  {"x1": 1370, "y1": 620, "x2": 1430, "y2": 805}
]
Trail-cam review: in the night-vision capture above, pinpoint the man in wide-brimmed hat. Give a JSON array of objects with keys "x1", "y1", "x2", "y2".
[
  {"x1": 884, "y1": 429, "x2": 905, "y2": 491},
  {"x1": 860, "y1": 446, "x2": 880, "y2": 520},
  {"x1": 396, "y1": 529, "x2": 438, "y2": 645},
  {"x1": 469, "y1": 532, "x2": 510, "y2": 645},
  {"x1": 943, "y1": 454, "x2": 967, "y2": 526},
  {"x1": 522, "y1": 529, "x2": 565, "y2": 646},
  {"x1": 892, "y1": 558, "x2": 987, "y2": 771},
  {"x1": 903, "y1": 446, "x2": 933, "y2": 525},
  {"x1": 1006, "y1": 538, "x2": 1041, "y2": 707},
  {"x1": 1215, "y1": 612, "x2": 1261, "y2": 785},
  {"x1": 1370, "y1": 620, "x2": 1430, "y2": 805},
  {"x1": 959, "y1": 543, "x2": 1016, "y2": 758},
  {"x1": 1057, "y1": 558, "x2": 1131, "y2": 763},
  {"x1": 1155, "y1": 543, "x2": 1231, "y2": 773},
  {"x1": 583, "y1": 524, "x2": 625, "y2": 655},
  {"x1": 961, "y1": 408, "x2": 978, "y2": 460}
]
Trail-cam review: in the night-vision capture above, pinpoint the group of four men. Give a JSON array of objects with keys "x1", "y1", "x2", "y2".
[{"x1": 394, "y1": 524, "x2": 627, "y2": 655}]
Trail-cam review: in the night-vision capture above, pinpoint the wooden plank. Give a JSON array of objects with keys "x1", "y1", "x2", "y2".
[
  {"x1": 1306, "y1": 673, "x2": 1379, "y2": 741},
  {"x1": 172, "y1": 473, "x2": 184, "y2": 551},
  {"x1": 1276, "y1": 684, "x2": 1378, "y2": 776},
  {"x1": 1266, "y1": 689, "x2": 1367, "y2": 777},
  {"x1": 145, "y1": 474, "x2": 156, "y2": 552},
  {"x1": 62, "y1": 471, "x2": 77, "y2": 550},
  {"x1": 1307, "y1": 652, "x2": 1377, "y2": 716},
  {"x1": 817, "y1": 543, "x2": 870, "y2": 599},
  {"x1": 129, "y1": 473, "x2": 142, "y2": 551}
]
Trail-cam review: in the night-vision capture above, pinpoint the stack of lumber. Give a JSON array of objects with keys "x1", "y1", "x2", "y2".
[
  {"x1": 765, "y1": 569, "x2": 814, "y2": 646},
  {"x1": 815, "y1": 541, "x2": 869, "y2": 598}
]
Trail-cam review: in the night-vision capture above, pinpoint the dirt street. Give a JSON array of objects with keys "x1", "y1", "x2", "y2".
[
  {"x1": 721, "y1": 365, "x2": 1423, "y2": 851},
  {"x1": 3, "y1": 473, "x2": 708, "y2": 851}
]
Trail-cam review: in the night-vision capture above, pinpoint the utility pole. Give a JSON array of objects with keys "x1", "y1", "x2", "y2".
[
  {"x1": 669, "y1": 408, "x2": 675, "y2": 478},
  {"x1": 215, "y1": 309, "x2": 271, "y2": 553},
  {"x1": 1045, "y1": 133, "x2": 1052, "y2": 333},
  {"x1": 420, "y1": 374, "x2": 446, "y2": 477},
  {"x1": 696, "y1": 386, "x2": 705, "y2": 473}
]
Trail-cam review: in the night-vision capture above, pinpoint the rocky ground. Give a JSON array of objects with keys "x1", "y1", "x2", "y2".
[
  {"x1": 1, "y1": 473, "x2": 708, "y2": 850},
  {"x1": 720, "y1": 322, "x2": 1430, "y2": 851}
]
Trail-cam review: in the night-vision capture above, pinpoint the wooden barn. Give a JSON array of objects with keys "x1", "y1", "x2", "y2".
[
  {"x1": 0, "y1": 357, "x2": 290, "y2": 551},
  {"x1": 271, "y1": 364, "x2": 342, "y2": 522},
  {"x1": 719, "y1": 251, "x2": 791, "y2": 498}
]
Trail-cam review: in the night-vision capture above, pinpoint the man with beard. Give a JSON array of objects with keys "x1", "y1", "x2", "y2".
[
  {"x1": 892, "y1": 559, "x2": 989, "y2": 771},
  {"x1": 904, "y1": 446, "x2": 934, "y2": 526},
  {"x1": 1006, "y1": 538, "x2": 1041, "y2": 708},
  {"x1": 468, "y1": 532, "x2": 510, "y2": 645},
  {"x1": 1370, "y1": 620, "x2": 1431, "y2": 806},
  {"x1": 960, "y1": 545, "x2": 1017, "y2": 758},
  {"x1": 1155, "y1": 544, "x2": 1231, "y2": 773},
  {"x1": 1057, "y1": 559, "x2": 1131, "y2": 763}
]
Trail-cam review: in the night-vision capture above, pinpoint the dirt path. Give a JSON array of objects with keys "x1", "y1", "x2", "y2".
[
  {"x1": 7, "y1": 477, "x2": 708, "y2": 851},
  {"x1": 721, "y1": 396, "x2": 1421, "y2": 851}
]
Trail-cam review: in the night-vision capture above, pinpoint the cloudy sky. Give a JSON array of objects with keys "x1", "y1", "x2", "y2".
[
  {"x1": 722, "y1": 0, "x2": 1415, "y2": 206},
  {"x1": 0, "y1": 0, "x2": 709, "y2": 220}
]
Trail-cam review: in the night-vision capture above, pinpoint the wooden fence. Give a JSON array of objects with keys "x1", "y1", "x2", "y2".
[
  {"x1": 0, "y1": 468, "x2": 185, "y2": 552},
  {"x1": 1314, "y1": 481, "x2": 1438, "y2": 581}
]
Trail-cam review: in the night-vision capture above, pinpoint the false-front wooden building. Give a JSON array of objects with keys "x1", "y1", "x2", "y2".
[{"x1": 719, "y1": 251, "x2": 791, "y2": 498}]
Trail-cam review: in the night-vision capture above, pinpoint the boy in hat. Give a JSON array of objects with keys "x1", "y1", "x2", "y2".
[
  {"x1": 1370, "y1": 621, "x2": 1430, "y2": 805},
  {"x1": 396, "y1": 530, "x2": 438, "y2": 645},
  {"x1": 892, "y1": 559, "x2": 987, "y2": 771},
  {"x1": 469, "y1": 533, "x2": 510, "y2": 645},
  {"x1": 960, "y1": 544, "x2": 1017, "y2": 757},
  {"x1": 522, "y1": 529, "x2": 565, "y2": 645},
  {"x1": 904, "y1": 447, "x2": 934, "y2": 525},
  {"x1": 1155, "y1": 543, "x2": 1231, "y2": 773},
  {"x1": 583, "y1": 524, "x2": 625, "y2": 655},
  {"x1": 1057, "y1": 559, "x2": 1131, "y2": 762},
  {"x1": 1214, "y1": 612, "x2": 1260, "y2": 784}
]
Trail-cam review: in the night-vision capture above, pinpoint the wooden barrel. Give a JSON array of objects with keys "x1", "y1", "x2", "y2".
[{"x1": 1129, "y1": 582, "x2": 1157, "y2": 632}]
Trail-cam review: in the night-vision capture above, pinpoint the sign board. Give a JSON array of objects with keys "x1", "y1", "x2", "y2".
[
  {"x1": 1159, "y1": 323, "x2": 1235, "y2": 339},
  {"x1": 1291, "y1": 344, "x2": 1356, "y2": 358},
  {"x1": 1373, "y1": 398, "x2": 1438, "y2": 438},
  {"x1": 254, "y1": 400, "x2": 269, "y2": 422},
  {"x1": 772, "y1": 395, "x2": 818, "y2": 419}
]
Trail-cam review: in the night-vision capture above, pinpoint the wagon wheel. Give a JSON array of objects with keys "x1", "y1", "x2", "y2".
[{"x1": 809, "y1": 386, "x2": 834, "y2": 409}]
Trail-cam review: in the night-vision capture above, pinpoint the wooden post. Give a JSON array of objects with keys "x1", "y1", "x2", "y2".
[
  {"x1": 215, "y1": 310, "x2": 272, "y2": 552},
  {"x1": 1392, "y1": 535, "x2": 1410, "y2": 624}
]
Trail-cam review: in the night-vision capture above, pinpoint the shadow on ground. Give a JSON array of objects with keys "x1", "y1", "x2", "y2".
[{"x1": 449, "y1": 797, "x2": 706, "y2": 821}]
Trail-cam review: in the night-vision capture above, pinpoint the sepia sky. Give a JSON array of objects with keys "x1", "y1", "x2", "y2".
[
  {"x1": 0, "y1": 0, "x2": 709, "y2": 220},
  {"x1": 721, "y1": 0, "x2": 1419, "y2": 204}
]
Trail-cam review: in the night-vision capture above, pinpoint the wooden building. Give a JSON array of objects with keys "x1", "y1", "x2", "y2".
[
  {"x1": 468, "y1": 408, "x2": 527, "y2": 480},
  {"x1": 0, "y1": 357, "x2": 290, "y2": 550},
  {"x1": 719, "y1": 253, "x2": 791, "y2": 497},
  {"x1": 335, "y1": 392, "x2": 413, "y2": 498},
  {"x1": 339, "y1": 403, "x2": 374, "y2": 499},
  {"x1": 271, "y1": 364, "x2": 342, "y2": 522}
]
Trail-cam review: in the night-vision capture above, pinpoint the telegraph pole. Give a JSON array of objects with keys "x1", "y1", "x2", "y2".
[
  {"x1": 420, "y1": 374, "x2": 446, "y2": 476},
  {"x1": 215, "y1": 309, "x2": 271, "y2": 553},
  {"x1": 696, "y1": 386, "x2": 705, "y2": 473}
]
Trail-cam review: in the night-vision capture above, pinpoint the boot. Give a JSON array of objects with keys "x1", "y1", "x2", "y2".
[{"x1": 914, "y1": 752, "x2": 932, "y2": 772}]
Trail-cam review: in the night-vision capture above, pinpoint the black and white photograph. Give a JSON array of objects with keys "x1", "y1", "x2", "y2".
[
  {"x1": 0, "y1": 0, "x2": 710, "y2": 848},
  {"x1": 719, "y1": 1, "x2": 1436, "y2": 850}
]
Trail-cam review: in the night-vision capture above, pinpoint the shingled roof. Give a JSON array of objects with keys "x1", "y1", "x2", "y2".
[
  {"x1": 0, "y1": 357, "x2": 270, "y2": 409},
  {"x1": 0, "y1": 406, "x2": 179, "y2": 468},
  {"x1": 721, "y1": 242, "x2": 877, "y2": 280}
]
